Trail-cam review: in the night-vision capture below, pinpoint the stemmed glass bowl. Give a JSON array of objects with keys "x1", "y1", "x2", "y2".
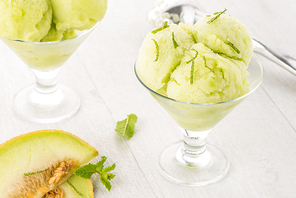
[
  {"x1": 135, "y1": 55, "x2": 263, "y2": 186},
  {"x1": 1, "y1": 22, "x2": 99, "y2": 123}
]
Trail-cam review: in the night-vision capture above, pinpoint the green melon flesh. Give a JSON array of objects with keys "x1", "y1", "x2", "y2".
[
  {"x1": 59, "y1": 175, "x2": 94, "y2": 198},
  {"x1": 0, "y1": 130, "x2": 98, "y2": 198}
]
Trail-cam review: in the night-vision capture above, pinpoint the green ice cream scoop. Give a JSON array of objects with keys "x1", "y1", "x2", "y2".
[
  {"x1": 137, "y1": 21, "x2": 251, "y2": 103},
  {"x1": 136, "y1": 14, "x2": 253, "y2": 131},
  {"x1": 0, "y1": 0, "x2": 108, "y2": 42},
  {"x1": 192, "y1": 14, "x2": 253, "y2": 65},
  {"x1": 136, "y1": 24, "x2": 195, "y2": 95},
  {"x1": 0, "y1": 0, "x2": 108, "y2": 70},
  {"x1": 50, "y1": 0, "x2": 108, "y2": 32},
  {"x1": 167, "y1": 43, "x2": 250, "y2": 103},
  {"x1": 0, "y1": 0, "x2": 52, "y2": 42}
]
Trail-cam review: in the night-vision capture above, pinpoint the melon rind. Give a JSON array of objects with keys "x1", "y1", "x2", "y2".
[{"x1": 0, "y1": 130, "x2": 98, "y2": 197}]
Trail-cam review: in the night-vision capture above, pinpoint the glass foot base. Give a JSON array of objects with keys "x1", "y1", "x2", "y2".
[
  {"x1": 13, "y1": 85, "x2": 80, "y2": 123},
  {"x1": 158, "y1": 141, "x2": 230, "y2": 186}
]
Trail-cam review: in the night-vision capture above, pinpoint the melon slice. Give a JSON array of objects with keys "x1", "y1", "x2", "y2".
[
  {"x1": 0, "y1": 130, "x2": 98, "y2": 198},
  {"x1": 59, "y1": 175, "x2": 94, "y2": 198}
]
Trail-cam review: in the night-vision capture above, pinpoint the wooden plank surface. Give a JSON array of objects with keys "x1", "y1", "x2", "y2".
[{"x1": 0, "y1": 0, "x2": 295, "y2": 197}]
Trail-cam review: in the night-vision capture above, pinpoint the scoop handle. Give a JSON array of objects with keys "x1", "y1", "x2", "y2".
[{"x1": 252, "y1": 38, "x2": 296, "y2": 76}]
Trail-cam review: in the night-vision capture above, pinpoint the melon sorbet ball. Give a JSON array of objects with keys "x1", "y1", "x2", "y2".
[
  {"x1": 0, "y1": 0, "x2": 108, "y2": 42},
  {"x1": 0, "y1": 0, "x2": 52, "y2": 42},
  {"x1": 136, "y1": 24, "x2": 195, "y2": 95},
  {"x1": 137, "y1": 14, "x2": 252, "y2": 104},
  {"x1": 192, "y1": 14, "x2": 253, "y2": 65},
  {"x1": 167, "y1": 43, "x2": 250, "y2": 103}
]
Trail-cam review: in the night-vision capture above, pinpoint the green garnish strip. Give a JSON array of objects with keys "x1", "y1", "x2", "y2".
[
  {"x1": 224, "y1": 40, "x2": 240, "y2": 54},
  {"x1": 186, "y1": 49, "x2": 198, "y2": 64},
  {"x1": 24, "y1": 168, "x2": 49, "y2": 176},
  {"x1": 151, "y1": 21, "x2": 170, "y2": 34},
  {"x1": 152, "y1": 39, "x2": 159, "y2": 62},
  {"x1": 67, "y1": 180, "x2": 83, "y2": 196},
  {"x1": 203, "y1": 56, "x2": 214, "y2": 73},
  {"x1": 190, "y1": 61, "x2": 194, "y2": 84},
  {"x1": 207, "y1": 8, "x2": 227, "y2": 24},
  {"x1": 186, "y1": 49, "x2": 198, "y2": 84},
  {"x1": 172, "y1": 32, "x2": 179, "y2": 48}
]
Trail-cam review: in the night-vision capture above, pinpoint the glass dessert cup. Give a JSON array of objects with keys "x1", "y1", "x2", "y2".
[
  {"x1": 135, "y1": 55, "x2": 264, "y2": 186},
  {"x1": 1, "y1": 23, "x2": 99, "y2": 123}
]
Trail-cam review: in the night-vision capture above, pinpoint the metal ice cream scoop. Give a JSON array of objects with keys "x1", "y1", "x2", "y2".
[{"x1": 148, "y1": 0, "x2": 296, "y2": 76}]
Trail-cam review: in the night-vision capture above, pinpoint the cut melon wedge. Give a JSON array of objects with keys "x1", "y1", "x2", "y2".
[
  {"x1": 0, "y1": 130, "x2": 98, "y2": 198},
  {"x1": 59, "y1": 175, "x2": 94, "y2": 198}
]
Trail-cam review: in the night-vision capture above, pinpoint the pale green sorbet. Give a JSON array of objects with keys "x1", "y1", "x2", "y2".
[
  {"x1": 137, "y1": 14, "x2": 252, "y2": 104},
  {"x1": 0, "y1": 0, "x2": 108, "y2": 42}
]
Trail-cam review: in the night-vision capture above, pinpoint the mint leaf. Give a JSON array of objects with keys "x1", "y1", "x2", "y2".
[
  {"x1": 74, "y1": 156, "x2": 116, "y2": 191},
  {"x1": 115, "y1": 114, "x2": 138, "y2": 139},
  {"x1": 96, "y1": 156, "x2": 107, "y2": 172},
  {"x1": 107, "y1": 173, "x2": 116, "y2": 180},
  {"x1": 100, "y1": 174, "x2": 112, "y2": 191},
  {"x1": 74, "y1": 164, "x2": 97, "y2": 179},
  {"x1": 102, "y1": 163, "x2": 116, "y2": 173}
]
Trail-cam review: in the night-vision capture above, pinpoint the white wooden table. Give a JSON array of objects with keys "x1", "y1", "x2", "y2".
[{"x1": 1, "y1": 0, "x2": 296, "y2": 197}]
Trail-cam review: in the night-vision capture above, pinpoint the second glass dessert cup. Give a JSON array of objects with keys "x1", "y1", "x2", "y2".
[
  {"x1": 1, "y1": 23, "x2": 99, "y2": 123},
  {"x1": 135, "y1": 55, "x2": 263, "y2": 186}
]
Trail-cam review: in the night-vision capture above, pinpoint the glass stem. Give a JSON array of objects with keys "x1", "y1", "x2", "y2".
[
  {"x1": 29, "y1": 68, "x2": 64, "y2": 109},
  {"x1": 176, "y1": 129, "x2": 212, "y2": 167},
  {"x1": 32, "y1": 68, "x2": 60, "y2": 94}
]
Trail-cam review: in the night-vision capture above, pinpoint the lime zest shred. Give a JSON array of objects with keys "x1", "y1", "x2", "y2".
[
  {"x1": 186, "y1": 49, "x2": 198, "y2": 64},
  {"x1": 224, "y1": 40, "x2": 240, "y2": 54},
  {"x1": 207, "y1": 8, "x2": 227, "y2": 24},
  {"x1": 220, "y1": 68, "x2": 225, "y2": 79},
  {"x1": 151, "y1": 21, "x2": 170, "y2": 34},
  {"x1": 186, "y1": 49, "x2": 198, "y2": 84},
  {"x1": 190, "y1": 61, "x2": 194, "y2": 84},
  {"x1": 203, "y1": 56, "x2": 214, "y2": 73},
  {"x1": 172, "y1": 32, "x2": 179, "y2": 48},
  {"x1": 152, "y1": 39, "x2": 159, "y2": 62}
]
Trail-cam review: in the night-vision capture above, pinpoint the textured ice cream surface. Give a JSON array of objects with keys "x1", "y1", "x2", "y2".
[
  {"x1": 136, "y1": 24, "x2": 195, "y2": 95},
  {"x1": 137, "y1": 13, "x2": 252, "y2": 104},
  {"x1": 192, "y1": 14, "x2": 253, "y2": 65},
  {"x1": 167, "y1": 43, "x2": 250, "y2": 103},
  {"x1": 41, "y1": 23, "x2": 76, "y2": 42},
  {"x1": 51, "y1": 0, "x2": 108, "y2": 32},
  {"x1": 0, "y1": 0, "x2": 52, "y2": 42},
  {"x1": 0, "y1": 0, "x2": 108, "y2": 42}
]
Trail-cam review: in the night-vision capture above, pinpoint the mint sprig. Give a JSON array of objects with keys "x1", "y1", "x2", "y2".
[
  {"x1": 74, "y1": 156, "x2": 116, "y2": 191},
  {"x1": 115, "y1": 114, "x2": 138, "y2": 139}
]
